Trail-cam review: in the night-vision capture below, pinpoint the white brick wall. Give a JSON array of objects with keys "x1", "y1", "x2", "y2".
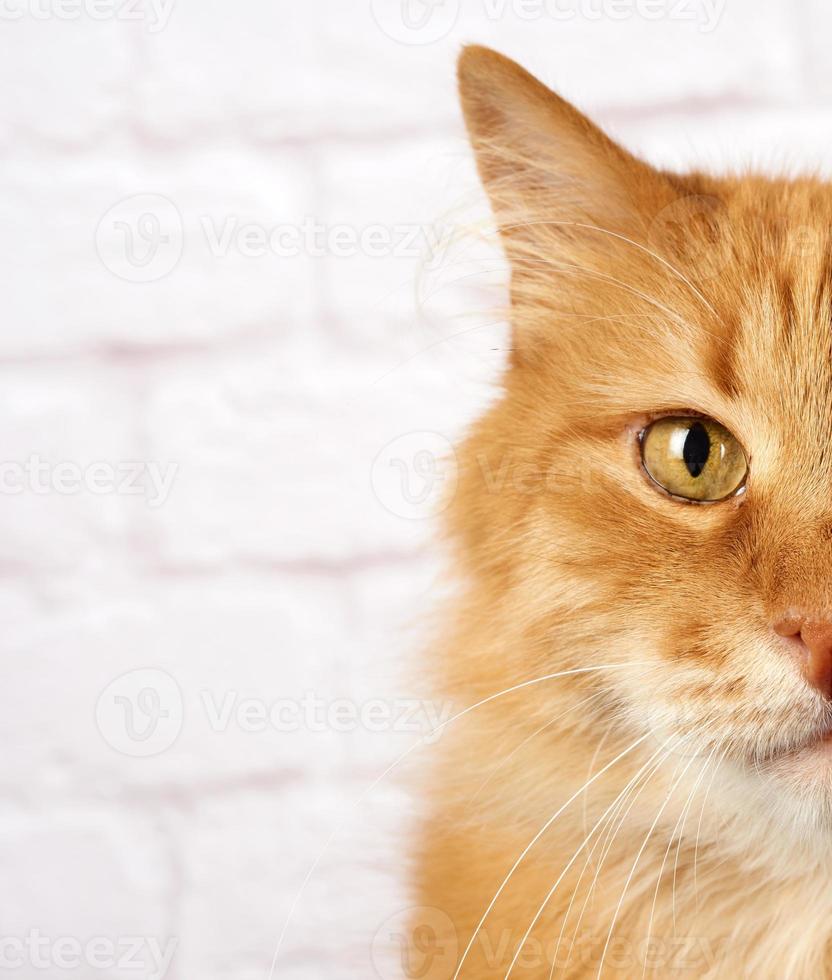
[{"x1": 4, "y1": 2, "x2": 831, "y2": 977}]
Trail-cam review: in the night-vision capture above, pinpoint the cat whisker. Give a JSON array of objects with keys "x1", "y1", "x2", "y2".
[
  {"x1": 430, "y1": 663, "x2": 653, "y2": 745},
  {"x1": 465, "y1": 689, "x2": 609, "y2": 810},
  {"x1": 502, "y1": 218, "x2": 718, "y2": 319},
  {"x1": 641, "y1": 741, "x2": 719, "y2": 980},
  {"x1": 452, "y1": 730, "x2": 653, "y2": 980},
  {"x1": 271, "y1": 663, "x2": 652, "y2": 974},
  {"x1": 580, "y1": 720, "x2": 615, "y2": 847},
  {"x1": 522, "y1": 739, "x2": 685, "y2": 980},
  {"x1": 692, "y1": 740, "x2": 729, "y2": 916},
  {"x1": 357, "y1": 313, "x2": 510, "y2": 394},
  {"x1": 558, "y1": 737, "x2": 690, "y2": 976},
  {"x1": 501, "y1": 739, "x2": 680, "y2": 979},
  {"x1": 508, "y1": 256, "x2": 698, "y2": 333},
  {"x1": 670, "y1": 739, "x2": 724, "y2": 936},
  {"x1": 594, "y1": 748, "x2": 704, "y2": 979}
]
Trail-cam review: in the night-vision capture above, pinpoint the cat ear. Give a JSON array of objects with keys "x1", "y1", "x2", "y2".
[{"x1": 457, "y1": 45, "x2": 672, "y2": 254}]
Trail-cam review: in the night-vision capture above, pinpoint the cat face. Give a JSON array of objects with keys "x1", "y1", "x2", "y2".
[{"x1": 456, "y1": 46, "x2": 832, "y2": 831}]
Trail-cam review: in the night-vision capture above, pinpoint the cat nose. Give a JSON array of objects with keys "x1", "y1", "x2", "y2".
[{"x1": 773, "y1": 614, "x2": 832, "y2": 699}]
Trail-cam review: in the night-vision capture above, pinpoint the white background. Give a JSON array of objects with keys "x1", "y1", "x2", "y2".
[{"x1": 3, "y1": 1, "x2": 830, "y2": 978}]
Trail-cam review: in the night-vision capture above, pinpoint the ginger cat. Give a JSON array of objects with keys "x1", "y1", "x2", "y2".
[{"x1": 412, "y1": 46, "x2": 832, "y2": 979}]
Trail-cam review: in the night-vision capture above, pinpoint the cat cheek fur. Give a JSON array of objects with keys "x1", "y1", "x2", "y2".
[{"x1": 415, "y1": 45, "x2": 832, "y2": 978}]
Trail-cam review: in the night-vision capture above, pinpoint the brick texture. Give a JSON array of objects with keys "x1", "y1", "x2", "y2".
[{"x1": 4, "y1": 1, "x2": 830, "y2": 977}]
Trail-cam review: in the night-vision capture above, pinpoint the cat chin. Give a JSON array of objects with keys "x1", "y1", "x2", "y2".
[
  {"x1": 734, "y1": 743, "x2": 832, "y2": 845},
  {"x1": 761, "y1": 738, "x2": 832, "y2": 791}
]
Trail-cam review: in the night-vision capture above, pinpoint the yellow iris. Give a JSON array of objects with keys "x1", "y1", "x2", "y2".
[{"x1": 640, "y1": 416, "x2": 748, "y2": 502}]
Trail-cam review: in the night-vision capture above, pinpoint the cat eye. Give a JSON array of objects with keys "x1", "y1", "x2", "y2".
[{"x1": 640, "y1": 416, "x2": 748, "y2": 502}]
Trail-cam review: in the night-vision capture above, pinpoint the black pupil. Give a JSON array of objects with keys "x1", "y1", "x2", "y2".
[{"x1": 682, "y1": 422, "x2": 711, "y2": 478}]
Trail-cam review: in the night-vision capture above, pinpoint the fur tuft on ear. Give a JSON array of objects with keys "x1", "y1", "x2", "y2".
[
  {"x1": 456, "y1": 46, "x2": 706, "y2": 349},
  {"x1": 457, "y1": 45, "x2": 669, "y2": 237}
]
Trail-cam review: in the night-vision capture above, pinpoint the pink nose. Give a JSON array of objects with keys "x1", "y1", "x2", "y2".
[{"x1": 774, "y1": 614, "x2": 832, "y2": 699}]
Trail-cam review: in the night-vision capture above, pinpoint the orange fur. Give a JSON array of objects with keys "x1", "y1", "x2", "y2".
[{"x1": 412, "y1": 46, "x2": 832, "y2": 978}]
